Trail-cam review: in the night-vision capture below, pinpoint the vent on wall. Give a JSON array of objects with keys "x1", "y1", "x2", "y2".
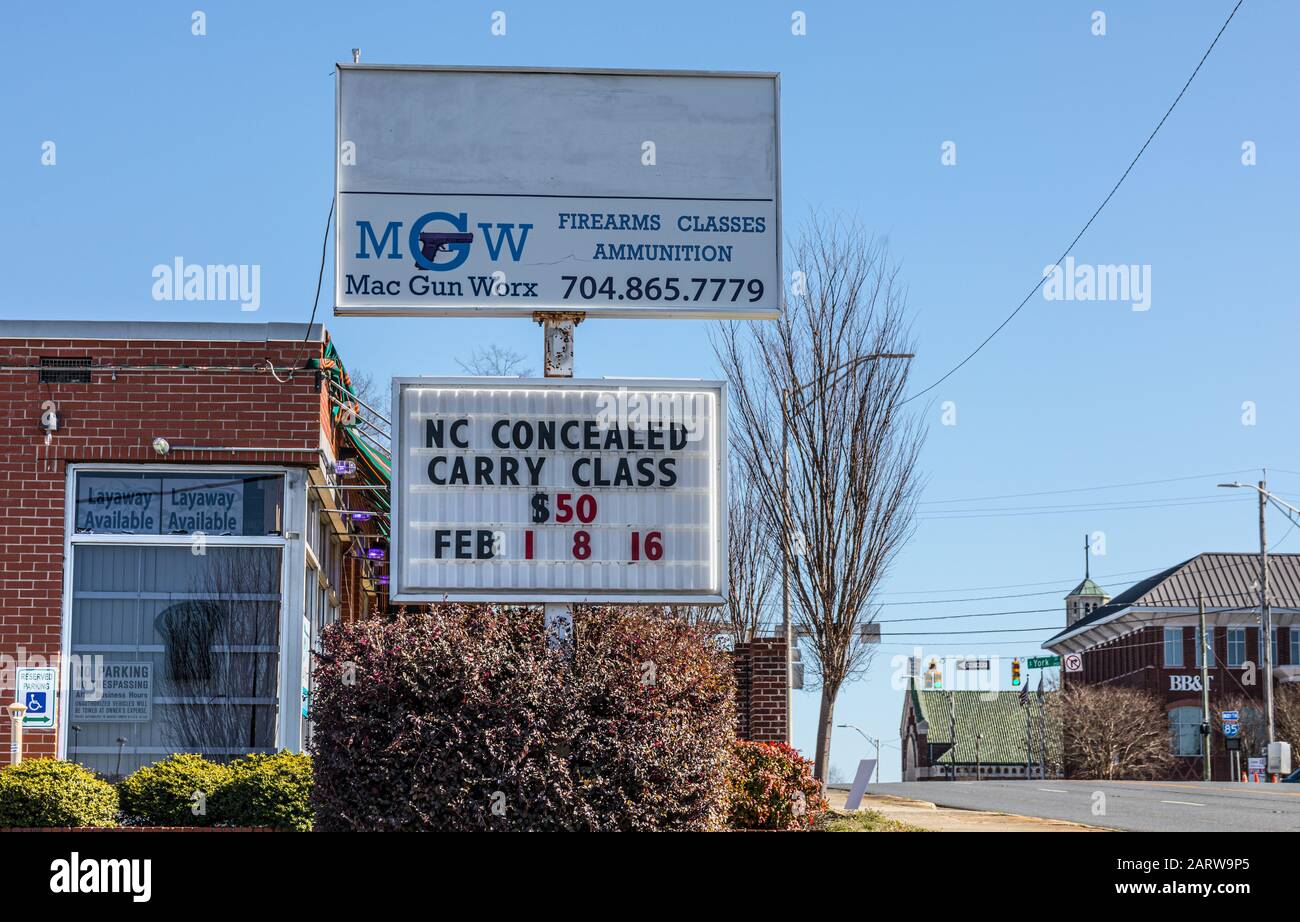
[{"x1": 39, "y1": 357, "x2": 93, "y2": 384}]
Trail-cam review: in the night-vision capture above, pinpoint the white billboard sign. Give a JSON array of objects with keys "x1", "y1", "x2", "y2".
[
  {"x1": 336, "y1": 65, "x2": 780, "y2": 319},
  {"x1": 390, "y1": 378, "x2": 727, "y2": 603}
]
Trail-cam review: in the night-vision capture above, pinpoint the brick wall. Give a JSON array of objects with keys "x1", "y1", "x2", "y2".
[
  {"x1": 0, "y1": 333, "x2": 328, "y2": 759},
  {"x1": 731, "y1": 637, "x2": 788, "y2": 742}
]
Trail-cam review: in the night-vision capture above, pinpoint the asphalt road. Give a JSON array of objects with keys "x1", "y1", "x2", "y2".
[{"x1": 868, "y1": 780, "x2": 1300, "y2": 831}]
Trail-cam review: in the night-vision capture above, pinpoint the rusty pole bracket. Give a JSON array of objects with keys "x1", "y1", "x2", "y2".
[{"x1": 534, "y1": 311, "x2": 586, "y2": 378}]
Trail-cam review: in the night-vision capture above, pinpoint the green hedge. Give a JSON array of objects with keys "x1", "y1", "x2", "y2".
[
  {"x1": 210, "y1": 751, "x2": 314, "y2": 831},
  {"x1": 0, "y1": 760, "x2": 118, "y2": 828},
  {"x1": 119, "y1": 753, "x2": 232, "y2": 826}
]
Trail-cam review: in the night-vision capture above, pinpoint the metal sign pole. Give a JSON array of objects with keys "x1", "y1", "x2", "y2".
[{"x1": 538, "y1": 312, "x2": 584, "y2": 647}]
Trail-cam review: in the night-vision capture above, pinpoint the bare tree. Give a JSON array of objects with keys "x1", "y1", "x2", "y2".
[
  {"x1": 714, "y1": 214, "x2": 925, "y2": 781},
  {"x1": 457, "y1": 344, "x2": 532, "y2": 377},
  {"x1": 1042, "y1": 684, "x2": 1175, "y2": 780},
  {"x1": 343, "y1": 368, "x2": 393, "y2": 453},
  {"x1": 1276, "y1": 685, "x2": 1300, "y2": 755},
  {"x1": 723, "y1": 466, "x2": 776, "y2": 643},
  {"x1": 1221, "y1": 685, "x2": 1300, "y2": 762}
]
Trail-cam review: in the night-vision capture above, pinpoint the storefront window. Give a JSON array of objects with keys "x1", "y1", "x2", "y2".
[
  {"x1": 75, "y1": 472, "x2": 283, "y2": 537},
  {"x1": 67, "y1": 538, "x2": 283, "y2": 777},
  {"x1": 1169, "y1": 706, "x2": 1203, "y2": 757}
]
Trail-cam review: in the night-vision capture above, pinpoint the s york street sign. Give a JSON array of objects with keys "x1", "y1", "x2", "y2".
[
  {"x1": 335, "y1": 65, "x2": 780, "y2": 319},
  {"x1": 390, "y1": 378, "x2": 727, "y2": 603}
]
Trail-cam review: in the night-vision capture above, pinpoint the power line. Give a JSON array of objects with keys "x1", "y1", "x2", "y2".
[
  {"x1": 917, "y1": 495, "x2": 1249, "y2": 522},
  {"x1": 902, "y1": 0, "x2": 1245, "y2": 404},
  {"x1": 918, "y1": 469, "x2": 1259, "y2": 505},
  {"x1": 882, "y1": 626, "x2": 1060, "y2": 637},
  {"x1": 299, "y1": 196, "x2": 335, "y2": 351}
]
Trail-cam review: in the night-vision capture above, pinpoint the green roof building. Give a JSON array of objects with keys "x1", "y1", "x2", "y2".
[{"x1": 900, "y1": 677, "x2": 1057, "y2": 781}]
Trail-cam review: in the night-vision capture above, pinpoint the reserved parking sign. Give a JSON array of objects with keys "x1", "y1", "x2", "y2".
[{"x1": 15, "y1": 666, "x2": 57, "y2": 730}]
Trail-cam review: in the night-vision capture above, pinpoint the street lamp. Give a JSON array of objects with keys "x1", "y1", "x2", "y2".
[
  {"x1": 836, "y1": 723, "x2": 882, "y2": 784},
  {"x1": 781, "y1": 352, "x2": 913, "y2": 744},
  {"x1": 1216, "y1": 479, "x2": 1300, "y2": 749}
]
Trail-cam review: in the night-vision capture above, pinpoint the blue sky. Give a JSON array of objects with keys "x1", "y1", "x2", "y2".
[{"x1": 4, "y1": 1, "x2": 1297, "y2": 781}]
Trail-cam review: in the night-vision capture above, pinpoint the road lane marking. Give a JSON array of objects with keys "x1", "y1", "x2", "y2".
[
  {"x1": 1160, "y1": 799, "x2": 1206, "y2": 806},
  {"x1": 1108, "y1": 781, "x2": 1300, "y2": 798},
  {"x1": 1037, "y1": 788, "x2": 1069, "y2": 793}
]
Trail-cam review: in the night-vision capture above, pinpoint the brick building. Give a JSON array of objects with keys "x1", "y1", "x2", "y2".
[
  {"x1": 730, "y1": 637, "x2": 788, "y2": 742},
  {"x1": 0, "y1": 320, "x2": 387, "y2": 776},
  {"x1": 1043, "y1": 552, "x2": 1300, "y2": 780}
]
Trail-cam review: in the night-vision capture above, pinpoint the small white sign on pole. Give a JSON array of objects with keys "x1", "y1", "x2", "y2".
[
  {"x1": 844, "y1": 758, "x2": 879, "y2": 811},
  {"x1": 390, "y1": 378, "x2": 727, "y2": 604},
  {"x1": 1063, "y1": 652, "x2": 1083, "y2": 673},
  {"x1": 15, "y1": 667, "x2": 57, "y2": 731}
]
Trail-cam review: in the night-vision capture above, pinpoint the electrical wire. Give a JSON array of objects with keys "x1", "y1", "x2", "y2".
[
  {"x1": 902, "y1": 0, "x2": 1245, "y2": 404},
  {"x1": 918, "y1": 469, "x2": 1259, "y2": 505}
]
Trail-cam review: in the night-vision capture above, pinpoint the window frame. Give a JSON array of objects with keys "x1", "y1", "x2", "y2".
[
  {"x1": 1169, "y1": 705, "x2": 1204, "y2": 757},
  {"x1": 1227, "y1": 627, "x2": 1247, "y2": 668},
  {"x1": 58, "y1": 463, "x2": 308, "y2": 763},
  {"x1": 1163, "y1": 626, "x2": 1184, "y2": 668}
]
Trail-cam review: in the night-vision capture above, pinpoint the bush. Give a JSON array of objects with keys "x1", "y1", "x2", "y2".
[
  {"x1": 118, "y1": 753, "x2": 231, "y2": 826},
  {"x1": 209, "y1": 751, "x2": 314, "y2": 831},
  {"x1": 311, "y1": 605, "x2": 736, "y2": 831},
  {"x1": 726, "y1": 740, "x2": 828, "y2": 830},
  {"x1": 0, "y1": 759, "x2": 118, "y2": 828}
]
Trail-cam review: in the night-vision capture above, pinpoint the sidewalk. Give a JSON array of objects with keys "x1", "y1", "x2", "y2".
[{"x1": 824, "y1": 787, "x2": 1109, "y2": 832}]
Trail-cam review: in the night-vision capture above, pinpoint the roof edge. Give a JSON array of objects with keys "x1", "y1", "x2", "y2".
[{"x1": 0, "y1": 320, "x2": 324, "y2": 344}]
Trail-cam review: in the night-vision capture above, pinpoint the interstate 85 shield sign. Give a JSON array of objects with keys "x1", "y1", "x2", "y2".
[
  {"x1": 390, "y1": 378, "x2": 727, "y2": 603},
  {"x1": 335, "y1": 65, "x2": 780, "y2": 319}
]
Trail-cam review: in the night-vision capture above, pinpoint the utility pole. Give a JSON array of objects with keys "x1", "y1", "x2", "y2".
[
  {"x1": 949, "y1": 691, "x2": 957, "y2": 781},
  {"x1": 780, "y1": 388, "x2": 792, "y2": 745},
  {"x1": 1036, "y1": 676, "x2": 1048, "y2": 779},
  {"x1": 1259, "y1": 479, "x2": 1275, "y2": 746},
  {"x1": 1199, "y1": 592, "x2": 1212, "y2": 782},
  {"x1": 975, "y1": 733, "x2": 983, "y2": 781},
  {"x1": 1024, "y1": 692, "x2": 1033, "y2": 780},
  {"x1": 1218, "y1": 477, "x2": 1300, "y2": 753}
]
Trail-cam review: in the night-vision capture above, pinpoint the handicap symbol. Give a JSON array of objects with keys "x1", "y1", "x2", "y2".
[{"x1": 25, "y1": 691, "x2": 46, "y2": 714}]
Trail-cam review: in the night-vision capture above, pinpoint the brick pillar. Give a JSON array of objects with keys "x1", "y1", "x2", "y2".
[{"x1": 731, "y1": 637, "x2": 788, "y2": 742}]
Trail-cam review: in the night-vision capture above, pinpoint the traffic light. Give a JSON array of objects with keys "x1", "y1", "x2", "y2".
[{"x1": 1011, "y1": 657, "x2": 1022, "y2": 687}]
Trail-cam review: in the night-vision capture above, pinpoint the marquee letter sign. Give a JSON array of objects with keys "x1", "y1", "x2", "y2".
[{"x1": 389, "y1": 378, "x2": 727, "y2": 603}]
